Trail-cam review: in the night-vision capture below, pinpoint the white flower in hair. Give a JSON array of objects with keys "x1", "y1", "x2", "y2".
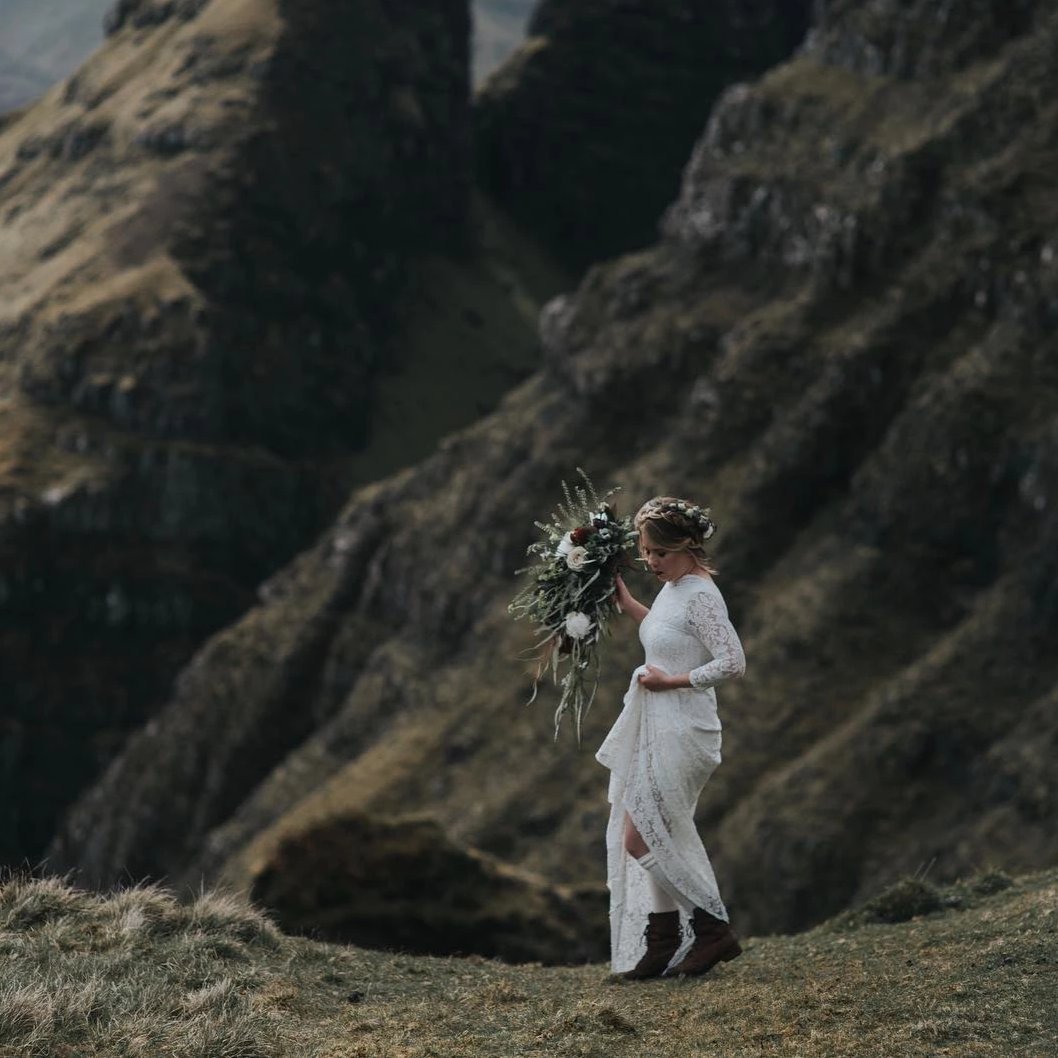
[
  {"x1": 565, "y1": 546, "x2": 590, "y2": 570},
  {"x1": 564, "y1": 611, "x2": 592, "y2": 639}
]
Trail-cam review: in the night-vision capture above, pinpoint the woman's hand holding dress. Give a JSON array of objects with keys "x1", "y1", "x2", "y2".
[
  {"x1": 637, "y1": 663, "x2": 677, "y2": 690},
  {"x1": 636, "y1": 586, "x2": 746, "y2": 692}
]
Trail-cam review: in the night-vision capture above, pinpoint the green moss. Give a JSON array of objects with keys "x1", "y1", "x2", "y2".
[{"x1": 858, "y1": 877, "x2": 947, "y2": 924}]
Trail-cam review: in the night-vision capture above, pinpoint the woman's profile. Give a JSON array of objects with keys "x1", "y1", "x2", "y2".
[{"x1": 596, "y1": 496, "x2": 747, "y2": 980}]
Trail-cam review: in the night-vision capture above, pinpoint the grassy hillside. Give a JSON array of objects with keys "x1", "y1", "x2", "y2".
[{"x1": 1, "y1": 868, "x2": 1055, "y2": 1057}]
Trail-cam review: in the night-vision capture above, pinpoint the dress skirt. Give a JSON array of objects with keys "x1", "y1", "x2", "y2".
[{"x1": 596, "y1": 665, "x2": 728, "y2": 974}]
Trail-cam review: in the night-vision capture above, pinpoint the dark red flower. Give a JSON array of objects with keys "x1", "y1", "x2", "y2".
[{"x1": 571, "y1": 526, "x2": 594, "y2": 545}]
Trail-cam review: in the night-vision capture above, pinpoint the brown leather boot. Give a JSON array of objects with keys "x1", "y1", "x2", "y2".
[
  {"x1": 667, "y1": 907, "x2": 742, "y2": 977},
  {"x1": 618, "y1": 910, "x2": 682, "y2": 980}
]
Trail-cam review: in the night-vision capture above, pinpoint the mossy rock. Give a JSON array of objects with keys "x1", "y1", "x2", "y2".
[
  {"x1": 858, "y1": 878, "x2": 947, "y2": 924},
  {"x1": 249, "y1": 811, "x2": 609, "y2": 965}
]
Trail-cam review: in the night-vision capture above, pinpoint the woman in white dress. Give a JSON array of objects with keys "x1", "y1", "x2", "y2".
[{"x1": 596, "y1": 496, "x2": 746, "y2": 980}]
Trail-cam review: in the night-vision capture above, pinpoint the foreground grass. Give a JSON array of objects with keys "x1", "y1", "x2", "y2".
[{"x1": 1, "y1": 868, "x2": 1055, "y2": 1058}]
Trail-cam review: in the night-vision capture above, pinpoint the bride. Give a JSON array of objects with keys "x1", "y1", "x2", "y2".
[{"x1": 596, "y1": 496, "x2": 747, "y2": 980}]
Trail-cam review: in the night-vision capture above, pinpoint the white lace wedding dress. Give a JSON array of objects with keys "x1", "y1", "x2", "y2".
[{"x1": 595, "y1": 573, "x2": 746, "y2": 974}]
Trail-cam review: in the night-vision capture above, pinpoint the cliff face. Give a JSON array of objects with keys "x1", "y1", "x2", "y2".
[
  {"x1": 1, "y1": 1, "x2": 532, "y2": 113},
  {"x1": 474, "y1": 0, "x2": 812, "y2": 270},
  {"x1": 48, "y1": 0, "x2": 1058, "y2": 943},
  {"x1": 0, "y1": 0, "x2": 476, "y2": 864}
]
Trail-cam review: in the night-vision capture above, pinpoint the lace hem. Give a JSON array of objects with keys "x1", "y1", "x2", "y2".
[{"x1": 600, "y1": 701, "x2": 726, "y2": 974}]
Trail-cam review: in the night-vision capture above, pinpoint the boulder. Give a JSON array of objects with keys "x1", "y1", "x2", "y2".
[{"x1": 251, "y1": 811, "x2": 608, "y2": 964}]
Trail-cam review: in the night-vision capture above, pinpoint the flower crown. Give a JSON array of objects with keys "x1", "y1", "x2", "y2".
[{"x1": 637, "y1": 498, "x2": 717, "y2": 541}]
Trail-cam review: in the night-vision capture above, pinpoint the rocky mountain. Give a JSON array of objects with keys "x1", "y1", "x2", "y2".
[
  {"x1": 475, "y1": 0, "x2": 812, "y2": 269},
  {"x1": 45, "y1": 0, "x2": 1058, "y2": 946},
  {"x1": 0, "y1": 0, "x2": 570, "y2": 867},
  {"x1": 0, "y1": 0, "x2": 530, "y2": 113}
]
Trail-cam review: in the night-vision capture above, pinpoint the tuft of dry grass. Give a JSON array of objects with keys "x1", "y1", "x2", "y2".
[{"x1": 1, "y1": 866, "x2": 1056, "y2": 1057}]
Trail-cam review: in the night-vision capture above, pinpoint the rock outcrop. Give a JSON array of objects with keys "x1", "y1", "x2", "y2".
[
  {"x1": 0, "y1": 0, "x2": 478, "y2": 865},
  {"x1": 474, "y1": 0, "x2": 812, "y2": 270},
  {"x1": 48, "y1": 0, "x2": 1058, "y2": 943},
  {"x1": 250, "y1": 811, "x2": 607, "y2": 964},
  {"x1": 1, "y1": 0, "x2": 532, "y2": 112}
]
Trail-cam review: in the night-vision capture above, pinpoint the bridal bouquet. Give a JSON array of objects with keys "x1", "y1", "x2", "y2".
[{"x1": 508, "y1": 469, "x2": 639, "y2": 743}]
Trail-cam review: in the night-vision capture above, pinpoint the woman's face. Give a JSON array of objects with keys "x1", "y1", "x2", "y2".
[{"x1": 640, "y1": 529, "x2": 693, "y2": 583}]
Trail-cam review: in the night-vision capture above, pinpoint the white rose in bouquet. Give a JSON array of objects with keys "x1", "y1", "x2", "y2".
[
  {"x1": 565, "y1": 546, "x2": 590, "y2": 570},
  {"x1": 564, "y1": 611, "x2": 592, "y2": 639}
]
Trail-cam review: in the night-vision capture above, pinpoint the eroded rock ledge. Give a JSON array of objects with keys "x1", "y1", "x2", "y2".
[
  {"x1": 0, "y1": 0, "x2": 470, "y2": 864},
  {"x1": 251, "y1": 811, "x2": 608, "y2": 964}
]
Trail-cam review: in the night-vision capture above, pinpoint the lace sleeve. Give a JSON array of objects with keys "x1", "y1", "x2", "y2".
[{"x1": 686, "y1": 589, "x2": 746, "y2": 690}]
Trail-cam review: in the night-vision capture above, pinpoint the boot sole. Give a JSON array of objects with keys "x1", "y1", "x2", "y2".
[{"x1": 668, "y1": 939, "x2": 743, "y2": 977}]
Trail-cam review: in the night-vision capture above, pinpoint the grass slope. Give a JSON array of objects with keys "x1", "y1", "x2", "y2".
[
  {"x1": 1, "y1": 868, "x2": 1055, "y2": 1057},
  {"x1": 337, "y1": 191, "x2": 572, "y2": 487}
]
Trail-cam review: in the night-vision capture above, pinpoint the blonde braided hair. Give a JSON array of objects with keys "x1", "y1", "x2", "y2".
[{"x1": 634, "y1": 496, "x2": 719, "y2": 576}]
